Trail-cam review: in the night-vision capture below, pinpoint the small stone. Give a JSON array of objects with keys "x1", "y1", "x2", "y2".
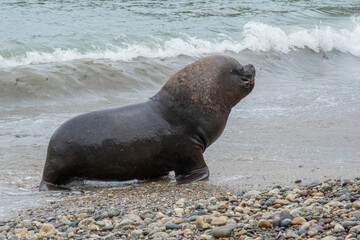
[
  {"x1": 275, "y1": 199, "x2": 288, "y2": 205},
  {"x1": 122, "y1": 225, "x2": 133, "y2": 230},
  {"x1": 143, "y1": 229, "x2": 151, "y2": 236},
  {"x1": 313, "y1": 206, "x2": 324, "y2": 216},
  {"x1": 7, "y1": 235, "x2": 17, "y2": 240},
  {"x1": 307, "y1": 181, "x2": 319, "y2": 188},
  {"x1": 243, "y1": 190, "x2": 261, "y2": 199},
  {"x1": 40, "y1": 223, "x2": 55, "y2": 234},
  {"x1": 258, "y1": 219, "x2": 272, "y2": 228},
  {"x1": 234, "y1": 190, "x2": 245, "y2": 197},
  {"x1": 165, "y1": 223, "x2": 182, "y2": 230},
  {"x1": 69, "y1": 220, "x2": 79, "y2": 228},
  {"x1": 196, "y1": 216, "x2": 209, "y2": 229},
  {"x1": 237, "y1": 229, "x2": 247, "y2": 235},
  {"x1": 75, "y1": 213, "x2": 87, "y2": 219},
  {"x1": 20, "y1": 220, "x2": 32, "y2": 228},
  {"x1": 308, "y1": 229, "x2": 318, "y2": 236},
  {"x1": 144, "y1": 218, "x2": 153, "y2": 225},
  {"x1": 168, "y1": 230, "x2": 181, "y2": 237},
  {"x1": 150, "y1": 221, "x2": 164, "y2": 228},
  {"x1": 0, "y1": 225, "x2": 10, "y2": 232},
  {"x1": 218, "y1": 202, "x2": 228, "y2": 209},
  {"x1": 183, "y1": 229, "x2": 194, "y2": 238},
  {"x1": 174, "y1": 208, "x2": 184, "y2": 217},
  {"x1": 321, "y1": 236, "x2": 336, "y2": 240},
  {"x1": 291, "y1": 216, "x2": 307, "y2": 225},
  {"x1": 349, "y1": 225, "x2": 360, "y2": 233},
  {"x1": 286, "y1": 231, "x2": 299, "y2": 238},
  {"x1": 313, "y1": 192, "x2": 324, "y2": 199},
  {"x1": 341, "y1": 220, "x2": 356, "y2": 229},
  {"x1": 211, "y1": 216, "x2": 228, "y2": 226},
  {"x1": 66, "y1": 228, "x2": 77, "y2": 234},
  {"x1": 322, "y1": 183, "x2": 333, "y2": 191},
  {"x1": 280, "y1": 218, "x2": 292, "y2": 228},
  {"x1": 175, "y1": 198, "x2": 186, "y2": 207},
  {"x1": 124, "y1": 214, "x2": 144, "y2": 224},
  {"x1": 334, "y1": 224, "x2": 345, "y2": 232},
  {"x1": 352, "y1": 201, "x2": 360, "y2": 209},
  {"x1": 311, "y1": 224, "x2": 324, "y2": 232},
  {"x1": 339, "y1": 193, "x2": 350, "y2": 201},
  {"x1": 280, "y1": 211, "x2": 293, "y2": 220},
  {"x1": 102, "y1": 225, "x2": 114, "y2": 231},
  {"x1": 115, "y1": 219, "x2": 134, "y2": 229},
  {"x1": 290, "y1": 210, "x2": 301, "y2": 217},
  {"x1": 345, "y1": 235, "x2": 354, "y2": 240},
  {"x1": 130, "y1": 230, "x2": 142, "y2": 239},
  {"x1": 286, "y1": 194, "x2": 296, "y2": 202},
  {"x1": 155, "y1": 212, "x2": 165, "y2": 219},
  {"x1": 89, "y1": 224, "x2": 100, "y2": 231},
  {"x1": 78, "y1": 218, "x2": 95, "y2": 227},
  {"x1": 324, "y1": 218, "x2": 333, "y2": 224},
  {"x1": 38, "y1": 223, "x2": 57, "y2": 238},
  {"x1": 192, "y1": 210, "x2": 208, "y2": 216},
  {"x1": 272, "y1": 217, "x2": 281, "y2": 227},
  {"x1": 304, "y1": 198, "x2": 316, "y2": 205},
  {"x1": 199, "y1": 234, "x2": 212, "y2": 240},
  {"x1": 342, "y1": 179, "x2": 353, "y2": 186},
  {"x1": 108, "y1": 208, "x2": 121, "y2": 218},
  {"x1": 87, "y1": 208, "x2": 95, "y2": 214},
  {"x1": 151, "y1": 232, "x2": 168, "y2": 239},
  {"x1": 96, "y1": 219, "x2": 112, "y2": 227},
  {"x1": 264, "y1": 197, "x2": 276, "y2": 207},
  {"x1": 58, "y1": 226, "x2": 67, "y2": 232},
  {"x1": 226, "y1": 219, "x2": 236, "y2": 226},
  {"x1": 300, "y1": 222, "x2": 310, "y2": 231},
  {"x1": 26, "y1": 231, "x2": 36, "y2": 239},
  {"x1": 140, "y1": 213, "x2": 154, "y2": 220},
  {"x1": 212, "y1": 225, "x2": 234, "y2": 238},
  {"x1": 58, "y1": 216, "x2": 70, "y2": 226}
]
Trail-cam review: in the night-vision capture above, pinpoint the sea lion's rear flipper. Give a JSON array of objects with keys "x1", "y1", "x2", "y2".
[
  {"x1": 175, "y1": 166, "x2": 209, "y2": 184},
  {"x1": 39, "y1": 180, "x2": 71, "y2": 192}
]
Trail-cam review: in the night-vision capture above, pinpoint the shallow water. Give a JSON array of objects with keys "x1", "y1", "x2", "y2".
[{"x1": 1, "y1": 0, "x2": 360, "y2": 218}]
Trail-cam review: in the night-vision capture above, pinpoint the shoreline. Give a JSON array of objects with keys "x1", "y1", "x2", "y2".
[
  {"x1": 1, "y1": 178, "x2": 360, "y2": 239},
  {"x1": 206, "y1": 159, "x2": 360, "y2": 190}
]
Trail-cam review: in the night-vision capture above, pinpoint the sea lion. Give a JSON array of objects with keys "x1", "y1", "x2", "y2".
[{"x1": 39, "y1": 55, "x2": 255, "y2": 191}]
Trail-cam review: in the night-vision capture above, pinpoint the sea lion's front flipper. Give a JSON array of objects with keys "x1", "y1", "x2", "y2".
[
  {"x1": 39, "y1": 180, "x2": 71, "y2": 192},
  {"x1": 175, "y1": 166, "x2": 209, "y2": 184},
  {"x1": 174, "y1": 148, "x2": 210, "y2": 184}
]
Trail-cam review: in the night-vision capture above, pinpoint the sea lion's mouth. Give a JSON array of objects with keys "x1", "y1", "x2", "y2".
[
  {"x1": 243, "y1": 79, "x2": 250, "y2": 88},
  {"x1": 241, "y1": 76, "x2": 253, "y2": 88},
  {"x1": 242, "y1": 64, "x2": 255, "y2": 88}
]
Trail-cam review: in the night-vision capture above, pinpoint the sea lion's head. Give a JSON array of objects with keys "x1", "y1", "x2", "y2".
[{"x1": 153, "y1": 55, "x2": 255, "y2": 113}]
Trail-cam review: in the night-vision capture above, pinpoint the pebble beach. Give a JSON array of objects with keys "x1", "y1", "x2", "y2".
[{"x1": 2, "y1": 178, "x2": 360, "y2": 240}]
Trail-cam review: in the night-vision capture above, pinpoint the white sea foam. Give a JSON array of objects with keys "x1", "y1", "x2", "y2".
[
  {"x1": 1, "y1": 19, "x2": 359, "y2": 68},
  {"x1": 242, "y1": 19, "x2": 360, "y2": 55}
]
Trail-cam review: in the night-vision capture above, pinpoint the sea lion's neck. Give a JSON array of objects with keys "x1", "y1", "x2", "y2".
[
  {"x1": 150, "y1": 92, "x2": 231, "y2": 149},
  {"x1": 151, "y1": 90, "x2": 231, "y2": 116}
]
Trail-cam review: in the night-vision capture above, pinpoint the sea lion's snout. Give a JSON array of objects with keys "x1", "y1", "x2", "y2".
[{"x1": 241, "y1": 64, "x2": 256, "y2": 88}]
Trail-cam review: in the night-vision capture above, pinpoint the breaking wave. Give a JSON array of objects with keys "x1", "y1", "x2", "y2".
[{"x1": 1, "y1": 19, "x2": 359, "y2": 68}]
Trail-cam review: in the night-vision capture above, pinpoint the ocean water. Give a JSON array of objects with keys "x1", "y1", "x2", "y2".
[{"x1": 1, "y1": 0, "x2": 360, "y2": 218}]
